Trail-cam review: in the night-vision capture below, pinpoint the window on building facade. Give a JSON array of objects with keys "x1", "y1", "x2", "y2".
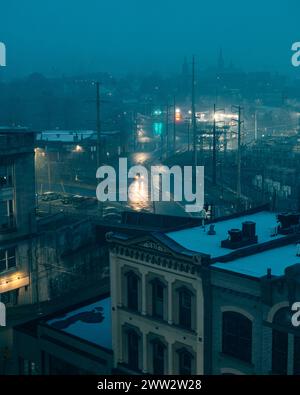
[
  {"x1": 177, "y1": 349, "x2": 193, "y2": 375},
  {"x1": 178, "y1": 288, "x2": 192, "y2": 329},
  {"x1": 127, "y1": 330, "x2": 140, "y2": 371},
  {"x1": 126, "y1": 271, "x2": 139, "y2": 311},
  {"x1": 294, "y1": 336, "x2": 300, "y2": 375},
  {"x1": 19, "y1": 358, "x2": 39, "y2": 375},
  {"x1": 0, "y1": 247, "x2": 16, "y2": 272},
  {"x1": 0, "y1": 289, "x2": 19, "y2": 305},
  {"x1": 272, "y1": 329, "x2": 288, "y2": 374},
  {"x1": 271, "y1": 307, "x2": 294, "y2": 375},
  {"x1": 222, "y1": 311, "x2": 252, "y2": 363},
  {"x1": 0, "y1": 165, "x2": 13, "y2": 188},
  {"x1": 152, "y1": 279, "x2": 164, "y2": 319},
  {"x1": 152, "y1": 340, "x2": 166, "y2": 375},
  {"x1": 0, "y1": 199, "x2": 14, "y2": 229}
]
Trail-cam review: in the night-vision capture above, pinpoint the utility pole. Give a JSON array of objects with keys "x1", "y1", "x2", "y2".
[
  {"x1": 96, "y1": 81, "x2": 101, "y2": 169},
  {"x1": 166, "y1": 101, "x2": 169, "y2": 158},
  {"x1": 95, "y1": 81, "x2": 103, "y2": 216},
  {"x1": 236, "y1": 106, "x2": 243, "y2": 199},
  {"x1": 212, "y1": 104, "x2": 217, "y2": 185},
  {"x1": 133, "y1": 111, "x2": 137, "y2": 151},
  {"x1": 191, "y1": 55, "x2": 197, "y2": 167},
  {"x1": 173, "y1": 95, "x2": 176, "y2": 152},
  {"x1": 187, "y1": 121, "x2": 190, "y2": 151},
  {"x1": 254, "y1": 110, "x2": 258, "y2": 141}
]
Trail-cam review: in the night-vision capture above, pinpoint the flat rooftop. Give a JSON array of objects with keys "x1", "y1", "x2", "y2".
[
  {"x1": 166, "y1": 211, "x2": 282, "y2": 258},
  {"x1": 213, "y1": 242, "x2": 300, "y2": 278},
  {"x1": 0, "y1": 126, "x2": 34, "y2": 134},
  {"x1": 37, "y1": 130, "x2": 94, "y2": 143},
  {"x1": 47, "y1": 296, "x2": 112, "y2": 350}
]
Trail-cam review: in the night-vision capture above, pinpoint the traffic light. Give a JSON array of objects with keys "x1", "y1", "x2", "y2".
[{"x1": 175, "y1": 108, "x2": 181, "y2": 122}]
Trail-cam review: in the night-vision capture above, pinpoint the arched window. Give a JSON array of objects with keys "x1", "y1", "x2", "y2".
[
  {"x1": 126, "y1": 271, "x2": 139, "y2": 311},
  {"x1": 294, "y1": 336, "x2": 300, "y2": 375},
  {"x1": 151, "y1": 279, "x2": 165, "y2": 319},
  {"x1": 178, "y1": 288, "x2": 192, "y2": 329},
  {"x1": 152, "y1": 340, "x2": 166, "y2": 375},
  {"x1": 271, "y1": 307, "x2": 292, "y2": 375},
  {"x1": 177, "y1": 348, "x2": 193, "y2": 375},
  {"x1": 127, "y1": 330, "x2": 140, "y2": 371},
  {"x1": 222, "y1": 311, "x2": 252, "y2": 363}
]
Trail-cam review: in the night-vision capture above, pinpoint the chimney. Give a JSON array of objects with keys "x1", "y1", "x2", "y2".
[{"x1": 207, "y1": 224, "x2": 216, "y2": 235}]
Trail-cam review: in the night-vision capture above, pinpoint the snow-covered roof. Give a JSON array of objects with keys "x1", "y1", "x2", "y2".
[
  {"x1": 166, "y1": 211, "x2": 282, "y2": 258},
  {"x1": 47, "y1": 296, "x2": 112, "y2": 350},
  {"x1": 213, "y1": 243, "x2": 299, "y2": 278}
]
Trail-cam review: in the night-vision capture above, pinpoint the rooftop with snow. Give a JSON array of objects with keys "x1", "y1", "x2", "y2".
[
  {"x1": 47, "y1": 296, "x2": 112, "y2": 350},
  {"x1": 166, "y1": 210, "x2": 283, "y2": 259},
  {"x1": 212, "y1": 242, "x2": 300, "y2": 278}
]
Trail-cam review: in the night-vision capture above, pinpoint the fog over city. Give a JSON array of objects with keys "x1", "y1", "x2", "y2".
[
  {"x1": 1, "y1": 0, "x2": 300, "y2": 385},
  {"x1": 0, "y1": 0, "x2": 299, "y2": 78}
]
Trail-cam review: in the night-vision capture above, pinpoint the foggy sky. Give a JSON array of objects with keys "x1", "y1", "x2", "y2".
[{"x1": 0, "y1": 0, "x2": 299, "y2": 78}]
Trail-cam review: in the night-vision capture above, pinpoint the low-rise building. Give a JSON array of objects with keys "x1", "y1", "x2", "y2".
[
  {"x1": 14, "y1": 290, "x2": 112, "y2": 375},
  {"x1": 210, "y1": 238, "x2": 300, "y2": 375},
  {"x1": 107, "y1": 207, "x2": 290, "y2": 374},
  {"x1": 0, "y1": 127, "x2": 36, "y2": 306}
]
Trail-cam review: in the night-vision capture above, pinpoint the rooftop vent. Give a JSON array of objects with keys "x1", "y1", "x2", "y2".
[
  {"x1": 277, "y1": 212, "x2": 300, "y2": 235},
  {"x1": 221, "y1": 221, "x2": 257, "y2": 249},
  {"x1": 207, "y1": 224, "x2": 216, "y2": 235}
]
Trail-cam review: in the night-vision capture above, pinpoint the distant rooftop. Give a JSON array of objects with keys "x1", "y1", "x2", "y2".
[
  {"x1": 166, "y1": 211, "x2": 282, "y2": 259},
  {"x1": 37, "y1": 130, "x2": 94, "y2": 143},
  {"x1": 47, "y1": 296, "x2": 112, "y2": 350},
  {"x1": 0, "y1": 126, "x2": 35, "y2": 134},
  {"x1": 37, "y1": 129, "x2": 119, "y2": 143},
  {"x1": 37, "y1": 212, "x2": 87, "y2": 231},
  {"x1": 213, "y1": 242, "x2": 300, "y2": 278}
]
